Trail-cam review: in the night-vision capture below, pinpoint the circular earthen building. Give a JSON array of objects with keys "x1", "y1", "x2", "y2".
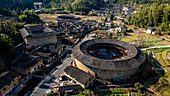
[
  {"x1": 56, "y1": 15, "x2": 81, "y2": 22},
  {"x1": 72, "y1": 38, "x2": 145, "y2": 79}
]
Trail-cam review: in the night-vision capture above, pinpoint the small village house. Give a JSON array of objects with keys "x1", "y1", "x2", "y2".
[
  {"x1": 11, "y1": 52, "x2": 43, "y2": 75},
  {"x1": 145, "y1": 27, "x2": 157, "y2": 35},
  {"x1": 19, "y1": 25, "x2": 57, "y2": 49},
  {"x1": 0, "y1": 71, "x2": 21, "y2": 96},
  {"x1": 115, "y1": 25, "x2": 127, "y2": 33},
  {"x1": 57, "y1": 66, "x2": 95, "y2": 89}
]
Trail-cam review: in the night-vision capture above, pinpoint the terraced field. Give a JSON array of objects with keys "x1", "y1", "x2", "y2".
[
  {"x1": 161, "y1": 49, "x2": 170, "y2": 66},
  {"x1": 121, "y1": 32, "x2": 170, "y2": 46}
]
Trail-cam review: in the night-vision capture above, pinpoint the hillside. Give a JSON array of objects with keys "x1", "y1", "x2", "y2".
[
  {"x1": 126, "y1": 3, "x2": 170, "y2": 32},
  {"x1": 0, "y1": 0, "x2": 52, "y2": 9},
  {"x1": 0, "y1": 0, "x2": 169, "y2": 11},
  {"x1": 0, "y1": 0, "x2": 34, "y2": 9}
]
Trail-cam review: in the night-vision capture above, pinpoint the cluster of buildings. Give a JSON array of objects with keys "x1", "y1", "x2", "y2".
[
  {"x1": 145, "y1": 27, "x2": 159, "y2": 35},
  {"x1": 0, "y1": 15, "x2": 100, "y2": 96},
  {"x1": 89, "y1": 5, "x2": 139, "y2": 17},
  {"x1": 104, "y1": 22, "x2": 128, "y2": 34},
  {"x1": 0, "y1": 13, "x2": 146, "y2": 95},
  {"x1": 0, "y1": 72, "x2": 21, "y2": 96},
  {"x1": 0, "y1": 25, "x2": 61, "y2": 96},
  {"x1": 122, "y1": 6, "x2": 139, "y2": 15},
  {"x1": 89, "y1": 5, "x2": 121, "y2": 17},
  {"x1": 45, "y1": 15, "x2": 99, "y2": 38},
  {"x1": 49, "y1": 39, "x2": 145, "y2": 95}
]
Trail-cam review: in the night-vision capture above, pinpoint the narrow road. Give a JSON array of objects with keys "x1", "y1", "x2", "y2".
[
  {"x1": 160, "y1": 36, "x2": 170, "y2": 42},
  {"x1": 141, "y1": 45, "x2": 170, "y2": 50},
  {"x1": 30, "y1": 55, "x2": 74, "y2": 96}
]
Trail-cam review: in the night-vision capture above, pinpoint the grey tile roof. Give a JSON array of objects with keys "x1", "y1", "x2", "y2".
[
  {"x1": 64, "y1": 66, "x2": 93, "y2": 85},
  {"x1": 72, "y1": 38, "x2": 145, "y2": 71},
  {"x1": 58, "y1": 84, "x2": 83, "y2": 93},
  {"x1": 31, "y1": 44, "x2": 60, "y2": 58},
  {"x1": 119, "y1": 25, "x2": 127, "y2": 28},
  {"x1": 11, "y1": 52, "x2": 41, "y2": 69},
  {"x1": 147, "y1": 27, "x2": 156, "y2": 30},
  {"x1": 19, "y1": 25, "x2": 57, "y2": 39}
]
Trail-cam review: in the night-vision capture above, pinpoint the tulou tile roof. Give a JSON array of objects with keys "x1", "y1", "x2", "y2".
[{"x1": 56, "y1": 15, "x2": 81, "y2": 22}]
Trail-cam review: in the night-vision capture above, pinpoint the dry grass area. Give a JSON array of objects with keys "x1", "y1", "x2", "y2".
[
  {"x1": 113, "y1": 21, "x2": 123, "y2": 26},
  {"x1": 38, "y1": 13, "x2": 103, "y2": 22},
  {"x1": 24, "y1": 24, "x2": 41, "y2": 27}
]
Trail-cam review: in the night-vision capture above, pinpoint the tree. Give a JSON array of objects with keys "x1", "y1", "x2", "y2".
[
  {"x1": 61, "y1": 44, "x2": 66, "y2": 48},
  {"x1": 0, "y1": 34, "x2": 13, "y2": 55},
  {"x1": 19, "y1": 15, "x2": 27, "y2": 22},
  {"x1": 109, "y1": 14, "x2": 113, "y2": 20},
  {"x1": 155, "y1": 77, "x2": 169, "y2": 95},
  {"x1": 19, "y1": 11, "x2": 41, "y2": 23},
  {"x1": 89, "y1": 12, "x2": 97, "y2": 16},
  {"x1": 46, "y1": 91, "x2": 55, "y2": 96},
  {"x1": 80, "y1": 89, "x2": 91, "y2": 96},
  {"x1": 159, "y1": 22, "x2": 168, "y2": 32},
  {"x1": 127, "y1": 3, "x2": 170, "y2": 32},
  {"x1": 134, "y1": 82, "x2": 144, "y2": 93},
  {"x1": 112, "y1": 10, "x2": 114, "y2": 14},
  {"x1": 16, "y1": 8, "x2": 22, "y2": 15},
  {"x1": 104, "y1": 17, "x2": 107, "y2": 25},
  {"x1": 126, "y1": 15, "x2": 132, "y2": 25}
]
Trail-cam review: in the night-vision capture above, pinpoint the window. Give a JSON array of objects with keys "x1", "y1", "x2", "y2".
[
  {"x1": 113, "y1": 73, "x2": 117, "y2": 76},
  {"x1": 106, "y1": 72, "x2": 109, "y2": 75},
  {"x1": 98, "y1": 71, "x2": 101, "y2": 75},
  {"x1": 3, "y1": 88, "x2": 6, "y2": 91},
  {"x1": 120, "y1": 72, "x2": 124, "y2": 75}
]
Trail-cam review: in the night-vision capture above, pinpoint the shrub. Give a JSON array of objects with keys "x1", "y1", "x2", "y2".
[{"x1": 46, "y1": 91, "x2": 55, "y2": 96}]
